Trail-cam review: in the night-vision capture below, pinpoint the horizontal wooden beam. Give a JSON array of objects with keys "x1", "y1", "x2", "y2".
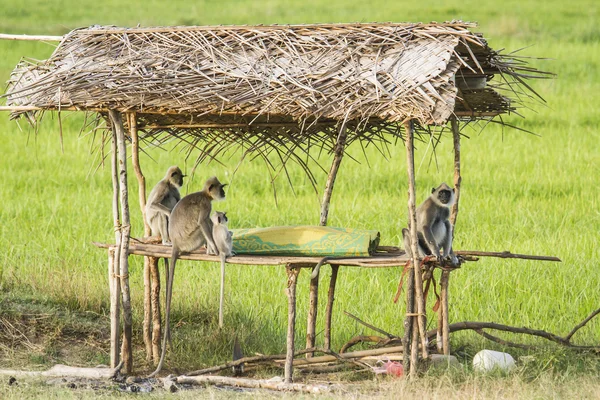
[
  {"x1": 0, "y1": 33, "x2": 63, "y2": 41},
  {"x1": 0, "y1": 106, "x2": 508, "y2": 120}
]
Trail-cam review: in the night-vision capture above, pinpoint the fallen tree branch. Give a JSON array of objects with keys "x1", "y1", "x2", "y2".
[
  {"x1": 185, "y1": 347, "x2": 318, "y2": 376},
  {"x1": 427, "y1": 321, "x2": 569, "y2": 345},
  {"x1": 176, "y1": 375, "x2": 333, "y2": 393},
  {"x1": 565, "y1": 307, "x2": 600, "y2": 342},
  {"x1": 474, "y1": 329, "x2": 533, "y2": 350},
  {"x1": 0, "y1": 363, "x2": 123, "y2": 379}
]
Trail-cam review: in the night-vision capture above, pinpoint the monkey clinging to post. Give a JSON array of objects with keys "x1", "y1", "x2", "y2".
[
  {"x1": 145, "y1": 166, "x2": 185, "y2": 244},
  {"x1": 402, "y1": 183, "x2": 458, "y2": 266},
  {"x1": 148, "y1": 176, "x2": 227, "y2": 377}
]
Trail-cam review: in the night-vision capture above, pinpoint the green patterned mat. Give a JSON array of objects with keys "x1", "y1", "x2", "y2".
[{"x1": 231, "y1": 226, "x2": 380, "y2": 257}]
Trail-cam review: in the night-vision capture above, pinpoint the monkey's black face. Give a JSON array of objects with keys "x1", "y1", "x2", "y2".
[
  {"x1": 219, "y1": 184, "x2": 227, "y2": 199},
  {"x1": 437, "y1": 189, "x2": 453, "y2": 205}
]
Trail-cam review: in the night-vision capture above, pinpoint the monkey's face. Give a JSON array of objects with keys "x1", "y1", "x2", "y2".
[
  {"x1": 211, "y1": 211, "x2": 228, "y2": 225},
  {"x1": 437, "y1": 189, "x2": 453, "y2": 205},
  {"x1": 432, "y1": 183, "x2": 455, "y2": 206},
  {"x1": 168, "y1": 166, "x2": 185, "y2": 187},
  {"x1": 206, "y1": 177, "x2": 227, "y2": 201}
]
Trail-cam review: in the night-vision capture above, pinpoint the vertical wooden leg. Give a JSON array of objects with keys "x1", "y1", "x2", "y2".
[
  {"x1": 305, "y1": 267, "x2": 319, "y2": 358},
  {"x1": 323, "y1": 265, "x2": 339, "y2": 351},
  {"x1": 143, "y1": 256, "x2": 152, "y2": 362},
  {"x1": 440, "y1": 270, "x2": 450, "y2": 355},
  {"x1": 285, "y1": 265, "x2": 300, "y2": 384},
  {"x1": 150, "y1": 256, "x2": 161, "y2": 364},
  {"x1": 436, "y1": 270, "x2": 444, "y2": 353},
  {"x1": 108, "y1": 248, "x2": 121, "y2": 368},
  {"x1": 403, "y1": 264, "x2": 415, "y2": 372},
  {"x1": 411, "y1": 317, "x2": 419, "y2": 377}
]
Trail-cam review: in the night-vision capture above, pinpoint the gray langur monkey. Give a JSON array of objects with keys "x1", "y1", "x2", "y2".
[
  {"x1": 402, "y1": 183, "x2": 458, "y2": 266},
  {"x1": 211, "y1": 211, "x2": 234, "y2": 328},
  {"x1": 145, "y1": 166, "x2": 185, "y2": 244},
  {"x1": 148, "y1": 176, "x2": 227, "y2": 378}
]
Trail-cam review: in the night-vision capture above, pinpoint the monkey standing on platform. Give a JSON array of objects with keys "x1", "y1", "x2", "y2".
[
  {"x1": 402, "y1": 183, "x2": 458, "y2": 266},
  {"x1": 211, "y1": 211, "x2": 234, "y2": 328},
  {"x1": 145, "y1": 166, "x2": 185, "y2": 244},
  {"x1": 148, "y1": 176, "x2": 227, "y2": 377}
]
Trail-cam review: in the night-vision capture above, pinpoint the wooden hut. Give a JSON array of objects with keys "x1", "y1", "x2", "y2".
[{"x1": 1, "y1": 22, "x2": 551, "y2": 382}]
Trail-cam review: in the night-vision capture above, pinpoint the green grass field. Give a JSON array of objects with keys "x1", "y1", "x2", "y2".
[{"x1": 1, "y1": 0, "x2": 599, "y2": 397}]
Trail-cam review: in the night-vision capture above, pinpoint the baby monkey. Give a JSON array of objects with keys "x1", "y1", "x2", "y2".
[
  {"x1": 145, "y1": 166, "x2": 185, "y2": 244},
  {"x1": 212, "y1": 211, "x2": 234, "y2": 328}
]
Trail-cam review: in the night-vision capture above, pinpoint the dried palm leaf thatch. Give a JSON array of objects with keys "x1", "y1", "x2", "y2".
[{"x1": 2, "y1": 22, "x2": 551, "y2": 179}]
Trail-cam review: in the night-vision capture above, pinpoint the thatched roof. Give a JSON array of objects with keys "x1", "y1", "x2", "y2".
[{"x1": 3, "y1": 22, "x2": 549, "y2": 182}]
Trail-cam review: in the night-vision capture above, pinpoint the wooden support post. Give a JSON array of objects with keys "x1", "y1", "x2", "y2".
[
  {"x1": 109, "y1": 118, "x2": 121, "y2": 369},
  {"x1": 108, "y1": 248, "x2": 120, "y2": 368},
  {"x1": 305, "y1": 273, "x2": 318, "y2": 358},
  {"x1": 311, "y1": 122, "x2": 348, "y2": 355},
  {"x1": 128, "y1": 112, "x2": 154, "y2": 363},
  {"x1": 110, "y1": 110, "x2": 133, "y2": 374},
  {"x1": 320, "y1": 123, "x2": 347, "y2": 226},
  {"x1": 450, "y1": 118, "x2": 462, "y2": 227},
  {"x1": 403, "y1": 120, "x2": 428, "y2": 377},
  {"x1": 323, "y1": 265, "x2": 339, "y2": 351},
  {"x1": 437, "y1": 117, "x2": 461, "y2": 356},
  {"x1": 403, "y1": 261, "x2": 415, "y2": 371},
  {"x1": 150, "y1": 257, "x2": 161, "y2": 364},
  {"x1": 440, "y1": 270, "x2": 450, "y2": 355},
  {"x1": 285, "y1": 265, "x2": 300, "y2": 384}
]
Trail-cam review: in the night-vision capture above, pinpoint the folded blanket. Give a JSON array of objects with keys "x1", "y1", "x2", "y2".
[{"x1": 231, "y1": 226, "x2": 380, "y2": 257}]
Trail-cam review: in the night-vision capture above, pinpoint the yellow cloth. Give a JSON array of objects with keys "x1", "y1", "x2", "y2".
[{"x1": 231, "y1": 226, "x2": 380, "y2": 257}]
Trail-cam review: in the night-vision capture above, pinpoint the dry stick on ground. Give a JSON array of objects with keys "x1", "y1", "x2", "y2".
[
  {"x1": 186, "y1": 348, "x2": 319, "y2": 376},
  {"x1": 176, "y1": 375, "x2": 332, "y2": 394}
]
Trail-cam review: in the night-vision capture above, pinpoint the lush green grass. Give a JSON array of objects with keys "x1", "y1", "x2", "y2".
[{"x1": 1, "y1": 0, "x2": 599, "y2": 393}]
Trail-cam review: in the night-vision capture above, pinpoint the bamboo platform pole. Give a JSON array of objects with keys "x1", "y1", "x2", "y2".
[
  {"x1": 305, "y1": 273, "x2": 318, "y2": 358},
  {"x1": 438, "y1": 118, "x2": 463, "y2": 355},
  {"x1": 450, "y1": 118, "x2": 462, "y2": 226},
  {"x1": 403, "y1": 119, "x2": 428, "y2": 376},
  {"x1": 107, "y1": 249, "x2": 121, "y2": 368},
  {"x1": 323, "y1": 265, "x2": 339, "y2": 351},
  {"x1": 110, "y1": 110, "x2": 133, "y2": 374},
  {"x1": 109, "y1": 118, "x2": 122, "y2": 369},
  {"x1": 150, "y1": 258, "x2": 161, "y2": 364},
  {"x1": 128, "y1": 113, "x2": 154, "y2": 363},
  {"x1": 313, "y1": 122, "x2": 348, "y2": 355},
  {"x1": 285, "y1": 265, "x2": 301, "y2": 384}
]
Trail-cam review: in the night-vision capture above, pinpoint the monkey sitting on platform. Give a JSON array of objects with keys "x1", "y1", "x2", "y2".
[
  {"x1": 145, "y1": 166, "x2": 185, "y2": 244},
  {"x1": 402, "y1": 183, "x2": 458, "y2": 266}
]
